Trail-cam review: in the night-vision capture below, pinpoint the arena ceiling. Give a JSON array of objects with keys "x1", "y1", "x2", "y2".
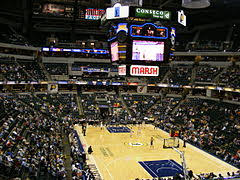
[
  {"x1": 0, "y1": 0, "x2": 239, "y2": 34},
  {"x1": 0, "y1": 0, "x2": 239, "y2": 23}
]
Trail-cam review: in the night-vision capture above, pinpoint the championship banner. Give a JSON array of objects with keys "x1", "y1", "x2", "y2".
[
  {"x1": 178, "y1": 10, "x2": 186, "y2": 26},
  {"x1": 106, "y1": 3, "x2": 129, "y2": 19}
]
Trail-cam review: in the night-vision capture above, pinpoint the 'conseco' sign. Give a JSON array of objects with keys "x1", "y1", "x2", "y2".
[{"x1": 130, "y1": 65, "x2": 159, "y2": 76}]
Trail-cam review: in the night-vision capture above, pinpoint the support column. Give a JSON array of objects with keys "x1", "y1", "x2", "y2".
[{"x1": 22, "y1": 0, "x2": 32, "y2": 37}]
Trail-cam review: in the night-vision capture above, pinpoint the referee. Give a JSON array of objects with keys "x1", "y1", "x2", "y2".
[{"x1": 150, "y1": 137, "x2": 154, "y2": 149}]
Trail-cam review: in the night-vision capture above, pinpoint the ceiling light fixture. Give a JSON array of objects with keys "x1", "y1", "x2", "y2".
[{"x1": 182, "y1": 0, "x2": 210, "y2": 9}]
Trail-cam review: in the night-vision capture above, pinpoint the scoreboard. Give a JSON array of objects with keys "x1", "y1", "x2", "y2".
[
  {"x1": 130, "y1": 23, "x2": 168, "y2": 39},
  {"x1": 108, "y1": 23, "x2": 173, "y2": 63},
  {"x1": 108, "y1": 22, "x2": 175, "y2": 77}
]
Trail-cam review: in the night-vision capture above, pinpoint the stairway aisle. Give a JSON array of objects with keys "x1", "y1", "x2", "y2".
[
  {"x1": 63, "y1": 133, "x2": 73, "y2": 180},
  {"x1": 38, "y1": 61, "x2": 52, "y2": 81}
]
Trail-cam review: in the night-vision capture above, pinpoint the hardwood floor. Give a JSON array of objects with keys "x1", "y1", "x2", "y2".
[{"x1": 75, "y1": 125, "x2": 239, "y2": 180}]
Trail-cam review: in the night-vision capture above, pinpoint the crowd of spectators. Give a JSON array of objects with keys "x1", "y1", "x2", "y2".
[
  {"x1": 0, "y1": 58, "x2": 48, "y2": 82},
  {"x1": 1, "y1": 56, "x2": 240, "y2": 91},
  {"x1": 218, "y1": 65, "x2": 240, "y2": 88},
  {"x1": 167, "y1": 65, "x2": 192, "y2": 85},
  {"x1": 195, "y1": 65, "x2": 223, "y2": 83},
  {"x1": 1, "y1": 88, "x2": 239, "y2": 179},
  {"x1": 198, "y1": 171, "x2": 240, "y2": 180},
  {"x1": 69, "y1": 131, "x2": 95, "y2": 180},
  {"x1": 81, "y1": 93, "x2": 99, "y2": 119},
  {"x1": 18, "y1": 60, "x2": 47, "y2": 81},
  {"x1": 123, "y1": 94, "x2": 160, "y2": 118},
  {"x1": 158, "y1": 98, "x2": 240, "y2": 169},
  {"x1": 0, "y1": 59, "x2": 32, "y2": 82},
  {"x1": 0, "y1": 93, "x2": 67, "y2": 179},
  {"x1": 149, "y1": 97, "x2": 182, "y2": 122},
  {"x1": 148, "y1": 66, "x2": 170, "y2": 84},
  {"x1": 44, "y1": 63, "x2": 68, "y2": 75},
  {"x1": 80, "y1": 91, "x2": 138, "y2": 126},
  {"x1": 0, "y1": 93, "x2": 95, "y2": 179}
]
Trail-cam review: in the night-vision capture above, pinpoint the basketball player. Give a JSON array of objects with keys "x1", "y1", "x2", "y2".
[
  {"x1": 130, "y1": 129, "x2": 134, "y2": 138},
  {"x1": 141, "y1": 120, "x2": 145, "y2": 129},
  {"x1": 150, "y1": 137, "x2": 154, "y2": 149},
  {"x1": 82, "y1": 123, "x2": 87, "y2": 136},
  {"x1": 137, "y1": 126, "x2": 141, "y2": 136},
  {"x1": 100, "y1": 121, "x2": 104, "y2": 130}
]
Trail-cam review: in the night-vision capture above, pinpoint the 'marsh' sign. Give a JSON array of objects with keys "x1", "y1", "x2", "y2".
[
  {"x1": 130, "y1": 65, "x2": 159, "y2": 76},
  {"x1": 135, "y1": 8, "x2": 171, "y2": 20}
]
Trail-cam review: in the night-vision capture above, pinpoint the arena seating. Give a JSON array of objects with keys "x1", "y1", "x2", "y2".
[
  {"x1": 1, "y1": 3, "x2": 240, "y2": 179},
  {"x1": 70, "y1": 130, "x2": 95, "y2": 179},
  {"x1": 44, "y1": 63, "x2": 68, "y2": 75},
  {"x1": 0, "y1": 59, "x2": 32, "y2": 82},
  {"x1": 0, "y1": 58, "x2": 48, "y2": 81},
  {"x1": 0, "y1": 24, "x2": 29, "y2": 45},
  {"x1": 81, "y1": 93, "x2": 99, "y2": 118},
  {"x1": 0, "y1": 93, "x2": 95, "y2": 179},
  {"x1": 149, "y1": 97, "x2": 182, "y2": 120},
  {"x1": 1, "y1": 91, "x2": 239, "y2": 179},
  {"x1": 218, "y1": 65, "x2": 240, "y2": 88},
  {"x1": 148, "y1": 66, "x2": 170, "y2": 84},
  {"x1": 1, "y1": 56, "x2": 240, "y2": 90},
  {"x1": 123, "y1": 94, "x2": 160, "y2": 118},
  {"x1": 159, "y1": 98, "x2": 240, "y2": 168},
  {"x1": 168, "y1": 65, "x2": 193, "y2": 85},
  {"x1": 18, "y1": 61, "x2": 47, "y2": 81},
  {"x1": 195, "y1": 65, "x2": 223, "y2": 83},
  {"x1": 80, "y1": 92, "x2": 130, "y2": 125},
  {"x1": 195, "y1": 40, "x2": 224, "y2": 51},
  {"x1": 0, "y1": 94, "x2": 67, "y2": 179}
]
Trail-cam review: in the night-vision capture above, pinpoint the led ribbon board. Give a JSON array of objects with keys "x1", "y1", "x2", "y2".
[
  {"x1": 130, "y1": 23, "x2": 168, "y2": 39},
  {"x1": 42, "y1": 47, "x2": 109, "y2": 54},
  {"x1": 135, "y1": 8, "x2": 171, "y2": 20}
]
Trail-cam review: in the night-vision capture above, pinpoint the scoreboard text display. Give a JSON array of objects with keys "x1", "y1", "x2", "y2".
[
  {"x1": 135, "y1": 8, "x2": 171, "y2": 20},
  {"x1": 130, "y1": 23, "x2": 168, "y2": 39}
]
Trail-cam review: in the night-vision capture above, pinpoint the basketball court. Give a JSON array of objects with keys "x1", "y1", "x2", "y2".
[{"x1": 74, "y1": 124, "x2": 239, "y2": 180}]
